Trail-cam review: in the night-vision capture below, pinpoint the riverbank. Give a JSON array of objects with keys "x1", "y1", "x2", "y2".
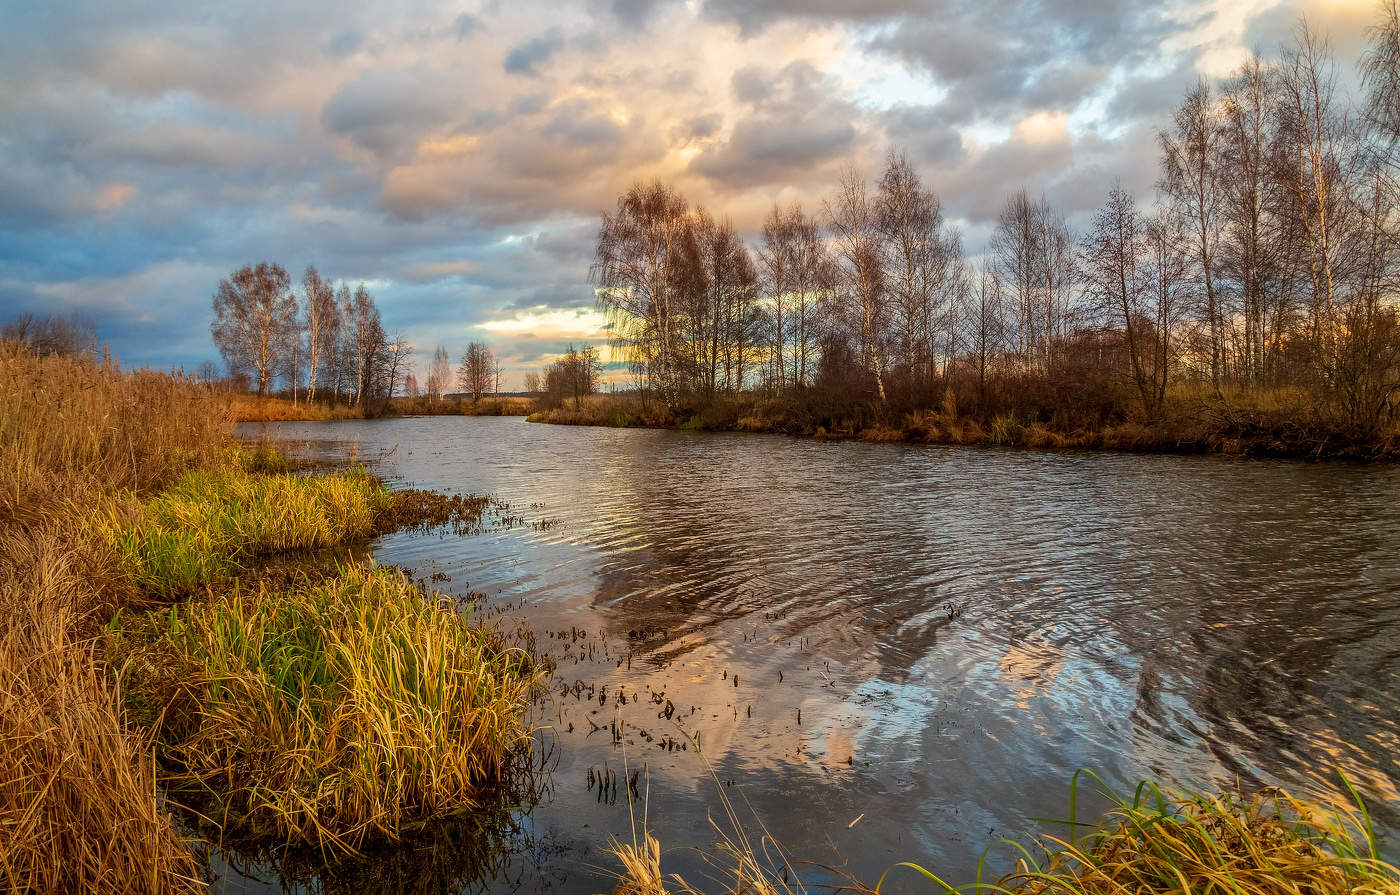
[
  {"x1": 0, "y1": 343, "x2": 544, "y2": 891},
  {"x1": 230, "y1": 393, "x2": 533, "y2": 422},
  {"x1": 528, "y1": 388, "x2": 1400, "y2": 461}
]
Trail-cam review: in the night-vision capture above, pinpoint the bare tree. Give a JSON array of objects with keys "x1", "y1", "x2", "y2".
[
  {"x1": 1275, "y1": 20, "x2": 1354, "y2": 387},
  {"x1": 1219, "y1": 53, "x2": 1284, "y2": 382},
  {"x1": 991, "y1": 190, "x2": 1042, "y2": 371},
  {"x1": 758, "y1": 202, "x2": 794, "y2": 392},
  {"x1": 457, "y1": 341, "x2": 494, "y2": 402},
  {"x1": 789, "y1": 205, "x2": 829, "y2": 388},
  {"x1": 542, "y1": 344, "x2": 600, "y2": 408},
  {"x1": 426, "y1": 345, "x2": 452, "y2": 400},
  {"x1": 877, "y1": 150, "x2": 954, "y2": 390},
  {"x1": 302, "y1": 266, "x2": 334, "y2": 403},
  {"x1": 1082, "y1": 185, "x2": 1164, "y2": 417},
  {"x1": 593, "y1": 180, "x2": 693, "y2": 406},
  {"x1": 826, "y1": 164, "x2": 887, "y2": 400},
  {"x1": 2, "y1": 311, "x2": 97, "y2": 357},
  {"x1": 1160, "y1": 79, "x2": 1225, "y2": 385},
  {"x1": 211, "y1": 262, "x2": 297, "y2": 397}
]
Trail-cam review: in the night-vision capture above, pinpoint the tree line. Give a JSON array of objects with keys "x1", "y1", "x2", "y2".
[
  {"x1": 210, "y1": 262, "x2": 412, "y2": 412},
  {"x1": 592, "y1": 10, "x2": 1400, "y2": 434}
]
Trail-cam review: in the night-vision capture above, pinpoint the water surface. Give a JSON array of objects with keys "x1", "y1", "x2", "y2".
[{"x1": 224, "y1": 416, "x2": 1400, "y2": 893}]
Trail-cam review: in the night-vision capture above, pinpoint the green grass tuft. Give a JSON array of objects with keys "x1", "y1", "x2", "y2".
[
  {"x1": 100, "y1": 467, "x2": 394, "y2": 597},
  {"x1": 106, "y1": 563, "x2": 545, "y2": 852}
]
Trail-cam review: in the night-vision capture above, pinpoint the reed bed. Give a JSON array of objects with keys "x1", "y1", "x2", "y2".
[
  {"x1": 101, "y1": 466, "x2": 394, "y2": 597},
  {"x1": 106, "y1": 563, "x2": 546, "y2": 851},
  {"x1": 228, "y1": 394, "x2": 344, "y2": 422},
  {"x1": 0, "y1": 343, "x2": 225, "y2": 893},
  {"x1": 0, "y1": 342, "x2": 228, "y2": 521},
  {"x1": 0, "y1": 526, "x2": 206, "y2": 895}
]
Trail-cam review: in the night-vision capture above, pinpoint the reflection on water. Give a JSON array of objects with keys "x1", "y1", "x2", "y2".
[{"x1": 229, "y1": 417, "x2": 1400, "y2": 893}]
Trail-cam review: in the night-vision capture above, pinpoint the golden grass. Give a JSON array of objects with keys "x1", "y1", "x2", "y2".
[
  {"x1": 228, "y1": 394, "x2": 350, "y2": 422},
  {"x1": 99, "y1": 465, "x2": 394, "y2": 597},
  {"x1": 391, "y1": 395, "x2": 536, "y2": 416},
  {"x1": 528, "y1": 394, "x2": 675, "y2": 428},
  {"x1": 0, "y1": 342, "x2": 224, "y2": 893},
  {"x1": 0, "y1": 341, "x2": 229, "y2": 521},
  {"x1": 0, "y1": 526, "x2": 205, "y2": 894},
  {"x1": 107, "y1": 563, "x2": 545, "y2": 851}
]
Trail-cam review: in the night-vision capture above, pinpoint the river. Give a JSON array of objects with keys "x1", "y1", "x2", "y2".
[{"x1": 224, "y1": 416, "x2": 1400, "y2": 894}]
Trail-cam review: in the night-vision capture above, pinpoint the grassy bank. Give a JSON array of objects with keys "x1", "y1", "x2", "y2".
[
  {"x1": 0, "y1": 341, "x2": 544, "y2": 890},
  {"x1": 610, "y1": 774, "x2": 1399, "y2": 895},
  {"x1": 230, "y1": 393, "x2": 534, "y2": 422},
  {"x1": 528, "y1": 387, "x2": 1400, "y2": 461}
]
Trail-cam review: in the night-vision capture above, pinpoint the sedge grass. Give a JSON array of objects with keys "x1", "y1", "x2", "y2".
[
  {"x1": 101, "y1": 466, "x2": 394, "y2": 597},
  {"x1": 106, "y1": 563, "x2": 546, "y2": 852}
]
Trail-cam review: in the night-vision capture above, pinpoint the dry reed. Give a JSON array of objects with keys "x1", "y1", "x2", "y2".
[{"x1": 0, "y1": 342, "x2": 224, "y2": 893}]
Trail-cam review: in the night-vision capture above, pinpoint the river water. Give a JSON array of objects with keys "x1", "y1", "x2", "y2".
[{"x1": 226, "y1": 416, "x2": 1400, "y2": 894}]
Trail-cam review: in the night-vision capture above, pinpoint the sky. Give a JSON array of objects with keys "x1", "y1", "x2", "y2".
[{"x1": 0, "y1": 0, "x2": 1385, "y2": 387}]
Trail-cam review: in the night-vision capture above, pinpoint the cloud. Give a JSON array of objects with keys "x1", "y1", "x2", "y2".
[
  {"x1": 0, "y1": 0, "x2": 1381, "y2": 383},
  {"x1": 322, "y1": 65, "x2": 463, "y2": 160},
  {"x1": 504, "y1": 28, "x2": 565, "y2": 76}
]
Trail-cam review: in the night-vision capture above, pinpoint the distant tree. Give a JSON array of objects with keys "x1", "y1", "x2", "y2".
[
  {"x1": 543, "y1": 344, "x2": 599, "y2": 408},
  {"x1": 2, "y1": 311, "x2": 97, "y2": 357},
  {"x1": 826, "y1": 164, "x2": 887, "y2": 400},
  {"x1": 523, "y1": 371, "x2": 542, "y2": 395},
  {"x1": 593, "y1": 180, "x2": 693, "y2": 406},
  {"x1": 457, "y1": 341, "x2": 494, "y2": 401},
  {"x1": 212, "y1": 262, "x2": 297, "y2": 397},
  {"x1": 378, "y1": 330, "x2": 411, "y2": 413},
  {"x1": 426, "y1": 345, "x2": 452, "y2": 400},
  {"x1": 1082, "y1": 184, "x2": 1162, "y2": 417},
  {"x1": 404, "y1": 373, "x2": 420, "y2": 400},
  {"x1": 302, "y1": 266, "x2": 335, "y2": 403}
]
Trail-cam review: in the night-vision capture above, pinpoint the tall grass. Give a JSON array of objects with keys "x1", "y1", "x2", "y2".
[
  {"x1": 0, "y1": 341, "x2": 228, "y2": 520},
  {"x1": 0, "y1": 342, "x2": 225, "y2": 893},
  {"x1": 0, "y1": 527, "x2": 205, "y2": 894},
  {"x1": 982, "y1": 774, "x2": 1398, "y2": 895},
  {"x1": 101, "y1": 466, "x2": 394, "y2": 597},
  {"x1": 107, "y1": 564, "x2": 546, "y2": 851}
]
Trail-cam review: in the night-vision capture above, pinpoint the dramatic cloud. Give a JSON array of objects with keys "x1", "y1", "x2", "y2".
[{"x1": 0, "y1": 0, "x2": 1380, "y2": 384}]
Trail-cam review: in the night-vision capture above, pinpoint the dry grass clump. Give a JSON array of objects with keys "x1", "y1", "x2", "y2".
[
  {"x1": 0, "y1": 526, "x2": 203, "y2": 895},
  {"x1": 875, "y1": 773, "x2": 1399, "y2": 895},
  {"x1": 107, "y1": 564, "x2": 545, "y2": 852},
  {"x1": 99, "y1": 466, "x2": 394, "y2": 597},
  {"x1": 997, "y1": 777, "x2": 1397, "y2": 895},
  {"x1": 0, "y1": 342, "x2": 229, "y2": 520}
]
